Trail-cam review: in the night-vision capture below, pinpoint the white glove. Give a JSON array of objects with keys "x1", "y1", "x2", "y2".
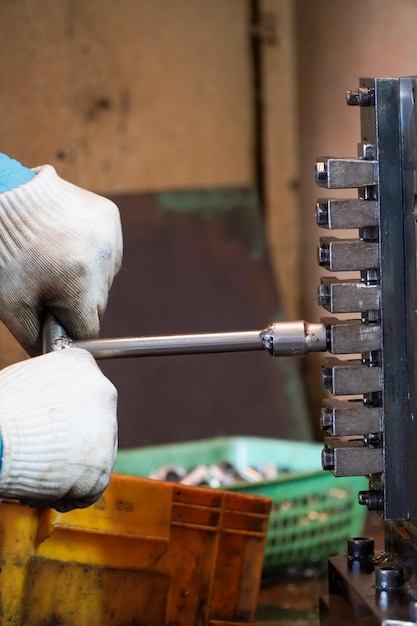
[
  {"x1": 0, "y1": 164, "x2": 123, "y2": 355},
  {"x1": 0, "y1": 348, "x2": 118, "y2": 512}
]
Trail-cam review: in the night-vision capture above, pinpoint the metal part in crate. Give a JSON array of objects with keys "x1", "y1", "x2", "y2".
[{"x1": 114, "y1": 436, "x2": 368, "y2": 575}]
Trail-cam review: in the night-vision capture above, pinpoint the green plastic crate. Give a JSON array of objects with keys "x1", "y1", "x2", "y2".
[{"x1": 114, "y1": 437, "x2": 368, "y2": 574}]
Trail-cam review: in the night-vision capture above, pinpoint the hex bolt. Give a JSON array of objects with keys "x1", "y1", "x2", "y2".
[
  {"x1": 317, "y1": 244, "x2": 330, "y2": 266},
  {"x1": 358, "y1": 490, "x2": 384, "y2": 511},
  {"x1": 315, "y1": 161, "x2": 328, "y2": 185},
  {"x1": 315, "y1": 202, "x2": 329, "y2": 226},
  {"x1": 375, "y1": 566, "x2": 404, "y2": 590},
  {"x1": 317, "y1": 284, "x2": 331, "y2": 308},
  {"x1": 347, "y1": 537, "x2": 375, "y2": 559},
  {"x1": 358, "y1": 88, "x2": 375, "y2": 106},
  {"x1": 359, "y1": 142, "x2": 376, "y2": 160},
  {"x1": 321, "y1": 448, "x2": 335, "y2": 470},
  {"x1": 320, "y1": 406, "x2": 332, "y2": 431},
  {"x1": 321, "y1": 366, "x2": 333, "y2": 391},
  {"x1": 346, "y1": 88, "x2": 375, "y2": 107},
  {"x1": 346, "y1": 90, "x2": 360, "y2": 106}
]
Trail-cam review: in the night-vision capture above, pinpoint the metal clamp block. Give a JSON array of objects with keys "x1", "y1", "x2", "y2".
[
  {"x1": 322, "y1": 357, "x2": 382, "y2": 395},
  {"x1": 324, "y1": 318, "x2": 381, "y2": 354},
  {"x1": 315, "y1": 157, "x2": 378, "y2": 189},
  {"x1": 318, "y1": 238, "x2": 379, "y2": 272},
  {"x1": 318, "y1": 278, "x2": 380, "y2": 313},
  {"x1": 316, "y1": 198, "x2": 378, "y2": 230},
  {"x1": 321, "y1": 445, "x2": 383, "y2": 476},
  {"x1": 321, "y1": 398, "x2": 382, "y2": 436}
]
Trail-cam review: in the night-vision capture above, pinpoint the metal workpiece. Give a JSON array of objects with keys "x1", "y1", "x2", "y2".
[
  {"x1": 260, "y1": 320, "x2": 327, "y2": 356},
  {"x1": 318, "y1": 237, "x2": 379, "y2": 272},
  {"x1": 315, "y1": 157, "x2": 378, "y2": 189},
  {"x1": 320, "y1": 399, "x2": 382, "y2": 436},
  {"x1": 321, "y1": 357, "x2": 382, "y2": 396},
  {"x1": 325, "y1": 318, "x2": 381, "y2": 354},
  {"x1": 321, "y1": 445, "x2": 383, "y2": 477},
  {"x1": 358, "y1": 141, "x2": 377, "y2": 161},
  {"x1": 346, "y1": 87, "x2": 375, "y2": 107},
  {"x1": 315, "y1": 198, "x2": 378, "y2": 230},
  {"x1": 46, "y1": 319, "x2": 328, "y2": 360},
  {"x1": 318, "y1": 278, "x2": 381, "y2": 313}
]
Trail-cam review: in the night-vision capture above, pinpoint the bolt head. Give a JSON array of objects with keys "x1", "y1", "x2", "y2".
[
  {"x1": 317, "y1": 285, "x2": 331, "y2": 309},
  {"x1": 347, "y1": 537, "x2": 375, "y2": 559},
  {"x1": 315, "y1": 161, "x2": 328, "y2": 185},
  {"x1": 315, "y1": 202, "x2": 329, "y2": 226},
  {"x1": 317, "y1": 245, "x2": 330, "y2": 266},
  {"x1": 346, "y1": 90, "x2": 360, "y2": 105},
  {"x1": 321, "y1": 447, "x2": 335, "y2": 470},
  {"x1": 375, "y1": 567, "x2": 404, "y2": 590}
]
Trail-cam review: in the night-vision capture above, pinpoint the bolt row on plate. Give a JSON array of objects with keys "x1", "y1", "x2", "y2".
[{"x1": 315, "y1": 97, "x2": 384, "y2": 480}]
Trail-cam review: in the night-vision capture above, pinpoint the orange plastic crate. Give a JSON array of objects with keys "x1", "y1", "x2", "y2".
[{"x1": 0, "y1": 472, "x2": 271, "y2": 625}]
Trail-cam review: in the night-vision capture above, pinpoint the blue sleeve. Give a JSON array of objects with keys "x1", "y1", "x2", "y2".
[
  {"x1": 0, "y1": 153, "x2": 36, "y2": 193},
  {"x1": 0, "y1": 153, "x2": 34, "y2": 468}
]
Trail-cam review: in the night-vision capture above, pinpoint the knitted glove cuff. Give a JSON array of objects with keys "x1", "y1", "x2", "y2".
[
  {"x1": 0, "y1": 165, "x2": 71, "y2": 263},
  {"x1": 0, "y1": 391, "x2": 70, "y2": 500}
]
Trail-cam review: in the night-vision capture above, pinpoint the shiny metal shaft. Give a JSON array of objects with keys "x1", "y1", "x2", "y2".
[
  {"x1": 43, "y1": 314, "x2": 328, "y2": 359},
  {"x1": 73, "y1": 330, "x2": 265, "y2": 359}
]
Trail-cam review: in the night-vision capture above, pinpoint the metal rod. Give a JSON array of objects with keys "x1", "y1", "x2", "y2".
[
  {"x1": 42, "y1": 313, "x2": 328, "y2": 360},
  {"x1": 72, "y1": 331, "x2": 265, "y2": 359}
]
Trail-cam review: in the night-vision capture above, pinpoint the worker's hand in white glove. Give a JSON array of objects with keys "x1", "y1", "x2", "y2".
[
  {"x1": 0, "y1": 163, "x2": 122, "y2": 355},
  {"x1": 0, "y1": 348, "x2": 117, "y2": 512}
]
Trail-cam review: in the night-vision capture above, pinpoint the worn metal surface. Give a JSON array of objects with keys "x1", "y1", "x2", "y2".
[
  {"x1": 321, "y1": 357, "x2": 382, "y2": 396},
  {"x1": 315, "y1": 157, "x2": 378, "y2": 189},
  {"x1": 322, "y1": 445, "x2": 383, "y2": 477},
  {"x1": 321, "y1": 399, "x2": 382, "y2": 437},
  {"x1": 318, "y1": 278, "x2": 380, "y2": 313},
  {"x1": 318, "y1": 238, "x2": 379, "y2": 272},
  {"x1": 325, "y1": 318, "x2": 381, "y2": 354},
  {"x1": 316, "y1": 198, "x2": 378, "y2": 230}
]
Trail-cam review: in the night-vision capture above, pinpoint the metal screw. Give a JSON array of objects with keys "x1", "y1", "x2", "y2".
[
  {"x1": 375, "y1": 566, "x2": 404, "y2": 590},
  {"x1": 362, "y1": 311, "x2": 381, "y2": 324},
  {"x1": 346, "y1": 90, "x2": 360, "y2": 106},
  {"x1": 363, "y1": 391, "x2": 382, "y2": 407},
  {"x1": 321, "y1": 367, "x2": 333, "y2": 391},
  {"x1": 320, "y1": 406, "x2": 332, "y2": 431},
  {"x1": 346, "y1": 88, "x2": 375, "y2": 107},
  {"x1": 317, "y1": 284, "x2": 331, "y2": 308},
  {"x1": 315, "y1": 202, "x2": 329, "y2": 226},
  {"x1": 347, "y1": 537, "x2": 375, "y2": 559},
  {"x1": 315, "y1": 161, "x2": 328, "y2": 185},
  {"x1": 359, "y1": 142, "x2": 376, "y2": 159},
  {"x1": 358, "y1": 489, "x2": 384, "y2": 511},
  {"x1": 321, "y1": 448, "x2": 335, "y2": 470},
  {"x1": 317, "y1": 244, "x2": 330, "y2": 266}
]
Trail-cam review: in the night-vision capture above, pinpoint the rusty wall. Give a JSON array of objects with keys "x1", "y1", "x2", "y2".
[{"x1": 0, "y1": 0, "x2": 254, "y2": 193}]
